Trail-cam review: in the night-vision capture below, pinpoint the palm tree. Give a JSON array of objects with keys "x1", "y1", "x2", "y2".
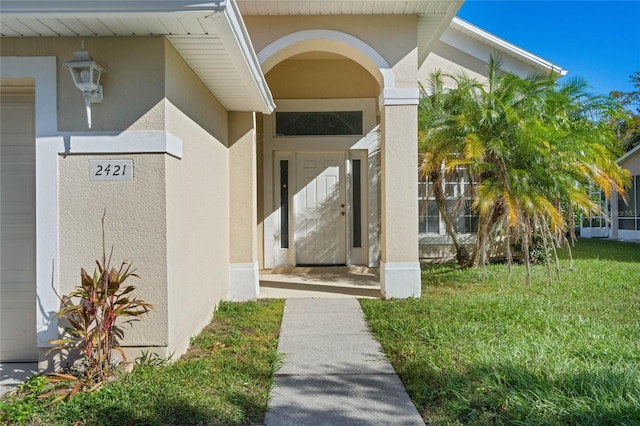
[
  {"x1": 418, "y1": 71, "x2": 471, "y2": 266},
  {"x1": 419, "y1": 57, "x2": 630, "y2": 282}
]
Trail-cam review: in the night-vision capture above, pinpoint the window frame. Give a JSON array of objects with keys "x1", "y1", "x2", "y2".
[
  {"x1": 274, "y1": 110, "x2": 364, "y2": 137},
  {"x1": 419, "y1": 163, "x2": 478, "y2": 236},
  {"x1": 618, "y1": 175, "x2": 640, "y2": 231}
]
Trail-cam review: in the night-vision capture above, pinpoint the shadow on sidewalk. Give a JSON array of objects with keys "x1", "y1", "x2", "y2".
[{"x1": 0, "y1": 362, "x2": 38, "y2": 396}]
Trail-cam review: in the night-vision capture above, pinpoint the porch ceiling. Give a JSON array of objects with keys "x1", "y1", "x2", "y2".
[
  {"x1": 0, "y1": 1, "x2": 275, "y2": 114},
  {"x1": 237, "y1": 0, "x2": 459, "y2": 16}
]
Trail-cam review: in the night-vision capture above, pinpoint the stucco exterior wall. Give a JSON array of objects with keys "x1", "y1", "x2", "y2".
[
  {"x1": 256, "y1": 114, "x2": 265, "y2": 269},
  {"x1": 229, "y1": 112, "x2": 257, "y2": 264},
  {"x1": 419, "y1": 42, "x2": 489, "y2": 87},
  {"x1": 621, "y1": 150, "x2": 640, "y2": 175},
  {"x1": 58, "y1": 154, "x2": 169, "y2": 349},
  {"x1": 4, "y1": 36, "x2": 237, "y2": 362},
  {"x1": 267, "y1": 58, "x2": 379, "y2": 99},
  {"x1": 419, "y1": 36, "x2": 557, "y2": 89},
  {"x1": 0, "y1": 37, "x2": 165, "y2": 132},
  {"x1": 380, "y1": 104, "x2": 419, "y2": 263},
  {"x1": 163, "y1": 40, "x2": 231, "y2": 356},
  {"x1": 163, "y1": 40, "x2": 228, "y2": 141},
  {"x1": 244, "y1": 15, "x2": 418, "y2": 88}
]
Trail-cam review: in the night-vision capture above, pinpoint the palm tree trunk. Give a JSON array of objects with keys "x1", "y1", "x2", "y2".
[
  {"x1": 504, "y1": 217, "x2": 513, "y2": 281},
  {"x1": 540, "y1": 215, "x2": 561, "y2": 281},
  {"x1": 523, "y1": 219, "x2": 532, "y2": 285},
  {"x1": 537, "y1": 216, "x2": 553, "y2": 285},
  {"x1": 431, "y1": 173, "x2": 469, "y2": 266}
]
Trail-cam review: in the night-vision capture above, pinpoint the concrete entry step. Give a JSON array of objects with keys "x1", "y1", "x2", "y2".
[{"x1": 259, "y1": 266, "x2": 381, "y2": 299}]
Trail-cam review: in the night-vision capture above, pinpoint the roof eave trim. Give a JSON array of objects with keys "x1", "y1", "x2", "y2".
[
  {"x1": 223, "y1": 0, "x2": 275, "y2": 114},
  {"x1": 0, "y1": 0, "x2": 275, "y2": 114},
  {"x1": 0, "y1": 1, "x2": 227, "y2": 14},
  {"x1": 618, "y1": 142, "x2": 640, "y2": 164},
  {"x1": 451, "y1": 17, "x2": 567, "y2": 76}
]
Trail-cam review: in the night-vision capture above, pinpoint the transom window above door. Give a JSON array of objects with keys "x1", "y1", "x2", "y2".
[{"x1": 275, "y1": 111, "x2": 363, "y2": 136}]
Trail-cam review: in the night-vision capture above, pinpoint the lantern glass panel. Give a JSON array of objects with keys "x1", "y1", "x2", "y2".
[{"x1": 68, "y1": 63, "x2": 100, "y2": 91}]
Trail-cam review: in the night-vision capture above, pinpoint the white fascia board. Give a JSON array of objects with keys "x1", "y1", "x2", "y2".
[
  {"x1": 618, "y1": 143, "x2": 640, "y2": 164},
  {"x1": 449, "y1": 17, "x2": 567, "y2": 76},
  {"x1": 221, "y1": 0, "x2": 275, "y2": 114},
  {"x1": 0, "y1": 1, "x2": 227, "y2": 14}
]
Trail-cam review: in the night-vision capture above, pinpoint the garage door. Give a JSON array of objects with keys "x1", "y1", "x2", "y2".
[{"x1": 0, "y1": 88, "x2": 37, "y2": 361}]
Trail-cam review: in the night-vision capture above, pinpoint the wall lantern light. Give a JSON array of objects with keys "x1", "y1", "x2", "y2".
[{"x1": 63, "y1": 42, "x2": 105, "y2": 129}]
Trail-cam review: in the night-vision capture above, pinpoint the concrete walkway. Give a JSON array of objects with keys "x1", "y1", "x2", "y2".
[
  {"x1": 265, "y1": 298, "x2": 424, "y2": 425},
  {"x1": 1, "y1": 298, "x2": 425, "y2": 425}
]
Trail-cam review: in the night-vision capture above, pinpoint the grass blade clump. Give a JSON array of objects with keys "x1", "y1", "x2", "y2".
[{"x1": 362, "y1": 239, "x2": 640, "y2": 425}]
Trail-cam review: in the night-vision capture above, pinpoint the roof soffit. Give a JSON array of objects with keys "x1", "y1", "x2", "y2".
[
  {"x1": 0, "y1": 0, "x2": 275, "y2": 114},
  {"x1": 417, "y1": 2, "x2": 464, "y2": 66},
  {"x1": 237, "y1": 0, "x2": 460, "y2": 16}
]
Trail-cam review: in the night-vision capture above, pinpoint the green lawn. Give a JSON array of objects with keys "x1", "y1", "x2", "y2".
[
  {"x1": 3, "y1": 239, "x2": 639, "y2": 425},
  {"x1": 361, "y1": 239, "x2": 640, "y2": 425},
  {"x1": 0, "y1": 299, "x2": 284, "y2": 426}
]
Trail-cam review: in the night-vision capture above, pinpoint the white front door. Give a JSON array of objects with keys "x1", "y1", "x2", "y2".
[
  {"x1": 0, "y1": 90, "x2": 37, "y2": 361},
  {"x1": 294, "y1": 152, "x2": 346, "y2": 265}
]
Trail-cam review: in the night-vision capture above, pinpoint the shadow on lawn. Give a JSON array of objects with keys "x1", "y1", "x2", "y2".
[
  {"x1": 65, "y1": 390, "x2": 267, "y2": 425},
  {"x1": 401, "y1": 361, "x2": 640, "y2": 425},
  {"x1": 83, "y1": 398, "x2": 212, "y2": 425}
]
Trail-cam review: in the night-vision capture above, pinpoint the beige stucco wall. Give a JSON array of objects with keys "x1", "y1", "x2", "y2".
[
  {"x1": 164, "y1": 40, "x2": 231, "y2": 357},
  {"x1": 0, "y1": 37, "x2": 166, "y2": 132},
  {"x1": 229, "y1": 112, "x2": 258, "y2": 264},
  {"x1": 5, "y1": 36, "x2": 237, "y2": 361},
  {"x1": 419, "y1": 36, "x2": 557, "y2": 90},
  {"x1": 621, "y1": 150, "x2": 640, "y2": 176},
  {"x1": 380, "y1": 104, "x2": 419, "y2": 263},
  {"x1": 244, "y1": 15, "x2": 418, "y2": 88},
  {"x1": 58, "y1": 154, "x2": 169, "y2": 348},
  {"x1": 256, "y1": 114, "x2": 265, "y2": 269},
  {"x1": 267, "y1": 58, "x2": 379, "y2": 99},
  {"x1": 419, "y1": 42, "x2": 489, "y2": 87},
  {"x1": 163, "y1": 40, "x2": 228, "y2": 141}
]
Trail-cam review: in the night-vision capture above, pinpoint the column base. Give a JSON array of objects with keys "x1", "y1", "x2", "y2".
[
  {"x1": 229, "y1": 262, "x2": 259, "y2": 301},
  {"x1": 380, "y1": 261, "x2": 421, "y2": 299}
]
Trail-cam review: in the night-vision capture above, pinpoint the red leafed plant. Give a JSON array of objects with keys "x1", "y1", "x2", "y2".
[{"x1": 46, "y1": 215, "x2": 152, "y2": 401}]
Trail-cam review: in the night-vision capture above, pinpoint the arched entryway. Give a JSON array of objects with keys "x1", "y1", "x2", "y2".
[
  {"x1": 258, "y1": 31, "x2": 385, "y2": 271},
  {"x1": 256, "y1": 28, "x2": 421, "y2": 298}
]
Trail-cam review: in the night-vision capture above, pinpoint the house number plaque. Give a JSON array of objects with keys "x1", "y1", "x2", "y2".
[{"x1": 89, "y1": 160, "x2": 133, "y2": 181}]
